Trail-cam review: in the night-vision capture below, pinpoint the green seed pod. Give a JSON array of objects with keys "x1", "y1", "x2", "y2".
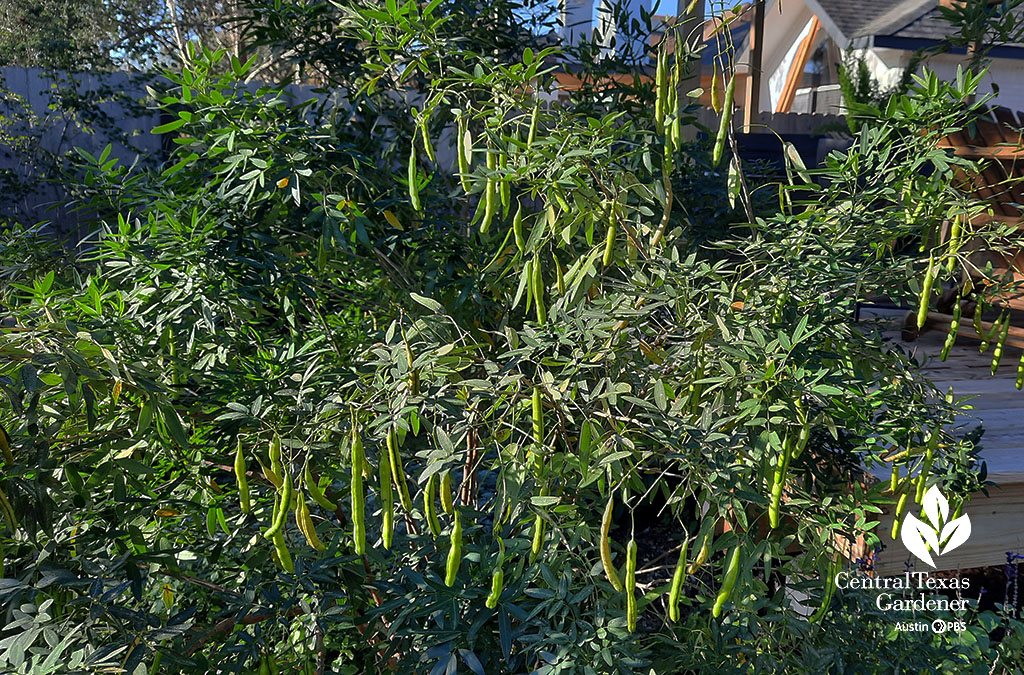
[
  {"x1": 271, "y1": 528, "x2": 294, "y2": 573},
  {"x1": 351, "y1": 431, "x2": 366, "y2": 555},
  {"x1": 625, "y1": 539, "x2": 638, "y2": 631},
  {"x1": 892, "y1": 491, "x2": 909, "y2": 540},
  {"x1": 264, "y1": 470, "x2": 292, "y2": 540},
  {"x1": 917, "y1": 253, "x2": 936, "y2": 330},
  {"x1": 531, "y1": 513, "x2": 544, "y2": 559},
  {"x1": 379, "y1": 442, "x2": 394, "y2": 549},
  {"x1": 424, "y1": 473, "x2": 442, "y2": 539},
  {"x1": 387, "y1": 430, "x2": 413, "y2": 512},
  {"x1": 940, "y1": 298, "x2": 961, "y2": 362},
  {"x1": 532, "y1": 254, "x2": 546, "y2": 323},
  {"x1": 296, "y1": 491, "x2": 325, "y2": 551},
  {"x1": 440, "y1": 470, "x2": 454, "y2": 514},
  {"x1": 408, "y1": 142, "x2": 420, "y2": 211},
  {"x1": 420, "y1": 116, "x2": 435, "y2": 162},
  {"x1": 712, "y1": 546, "x2": 742, "y2": 618},
  {"x1": 486, "y1": 537, "x2": 505, "y2": 609},
  {"x1": 992, "y1": 317, "x2": 1010, "y2": 375},
  {"x1": 513, "y1": 203, "x2": 526, "y2": 252},
  {"x1": 667, "y1": 537, "x2": 689, "y2": 622},
  {"x1": 304, "y1": 464, "x2": 335, "y2": 512},
  {"x1": 603, "y1": 201, "x2": 616, "y2": 268},
  {"x1": 688, "y1": 530, "x2": 711, "y2": 574},
  {"x1": 527, "y1": 102, "x2": 540, "y2": 149},
  {"x1": 480, "y1": 179, "x2": 496, "y2": 233},
  {"x1": 710, "y1": 69, "x2": 721, "y2": 114},
  {"x1": 712, "y1": 75, "x2": 736, "y2": 168},
  {"x1": 445, "y1": 509, "x2": 463, "y2": 587},
  {"x1": 600, "y1": 494, "x2": 624, "y2": 591},
  {"x1": 1017, "y1": 350, "x2": 1024, "y2": 390},
  {"x1": 457, "y1": 115, "x2": 471, "y2": 193},
  {"x1": 769, "y1": 434, "x2": 793, "y2": 529},
  {"x1": 947, "y1": 213, "x2": 961, "y2": 273},
  {"x1": 553, "y1": 253, "x2": 564, "y2": 296},
  {"x1": 809, "y1": 556, "x2": 839, "y2": 623},
  {"x1": 235, "y1": 437, "x2": 251, "y2": 514}
]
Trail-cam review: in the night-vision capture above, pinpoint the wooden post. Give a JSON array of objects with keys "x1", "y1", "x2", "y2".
[{"x1": 742, "y1": 0, "x2": 766, "y2": 133}]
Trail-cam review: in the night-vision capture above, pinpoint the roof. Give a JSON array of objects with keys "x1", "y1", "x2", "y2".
[{"x1": 806, "y1": 0, "x2": 1024, "y2": 53}]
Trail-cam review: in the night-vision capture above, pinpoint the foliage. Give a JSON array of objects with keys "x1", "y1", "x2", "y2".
[{"x1": 2, "y1": 1, "x2": 1024, "y2": 673}]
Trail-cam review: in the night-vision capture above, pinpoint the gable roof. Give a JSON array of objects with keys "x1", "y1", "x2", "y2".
[{"x1": 806, "y1": 0, "x2": 1024, "y2": 55}]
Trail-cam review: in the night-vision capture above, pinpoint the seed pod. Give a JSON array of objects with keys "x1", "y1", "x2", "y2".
[
  {"x1": 531, "y1": 385, "x2": 545, "y2": 474},
  {"x1": 304, "y1": 465, "x2": 335, "y2": 512},
  {"x1": 480, "y1": 178, "x2": 496, "y2": 233},
  {"x1": 1017, "y1": 349, "x2": 1024, "y2": 390},
  {"x1": 486, "y1": 537, "x2": 505, "y2": 609},
  {"x1": 351, "y1": 431, "x2": 366, "y2": 555},
  {"x1": 809, "y1": 556, "x2": 839, "y2": 623},
  {"x1": 600, "y1": 494, "x2": 624, "y2": 591},
  {"x1": 498, "y1": 150, "x2": 510, "y2": 211},
  {"x1": 267, "y1": 654, "x2": 280, "y2": 675},
  {"x1": 890, "y1": 462, "x2": 899, "y2": 493},
  {"x1": 270, "y1": 434, "x2": 282, "y2": 476},
  {"x1": 712, "y1": 75, "x2": 735, "y2": 168},
  {"x1": 667, "y1": 537, "x2": 689, "y2": 622},
  {"x1": 916, "y1": 425, "x2": 940, "y2": 504},
  {"x1": 440, "y1": 470, "x2": 454, "y2": 514},
  {"x1": 527, "y1": 102, "x2": 540, "y2": 149},
  {"x1": 553, "y1": 253, "x2": 565, "y2": 296},
  {"x1": 420, "y1": 116, "x2": 435, "y2": 162},
  {"x1": 513, "y1": 203, "x2": 526, "y2": 252},
  {"x1": 940, "y1": 298, "x2": 961, "y2": 362},
  {"x1": 404, "y1": 333, "x2": 419, "y2": 396},
  {"x1": 992, "y1": 317, "x2": 1010, "y2": 375},
  {"x1": 424, "y1": 473, "x2": 442, "y2": 538},
  {"x1": 603, "y1": 202, "x2": 617, "y2": 268},
  {"x1": 387, "y1": 430, "x2": 414, "y2": 512},
  {"x1": 769, "y1": 434, "x2": 793, "y2": 529},
  {"x1": 917, "y1": 252, "x2": 936, "y2": 330},
  {"x1": 445, "y1": 509, "x2": 463, "y2": 587},
  {"x1": 532, "y1": 254, "x2": 546, "y2": 324},
  {"x1": 296, "y1": 491, "x2": 325, "y2": 550},
  {"x1": 891, "y1": 491, "x2": 909, "y2": 540},
  {"x1": 271, "y1": 528, "x2": 294, "y2": 573},
  {"x1": 687, "y1": 530, "x2": 711, "y2": 574},
  {"x1": 379, "y1": 442, "x2": 394, "y2": 549},
  {"x1": 625, "y1": 539, "x2": 638, "y2": 631},
  {"x1": 947, "y1": 213, "x2": 961, "y2": 273},
  {"x1": 408, "y1": 142, "x2": 420, "y2": 211},
  {"x1": 235, "y1": 437, "x2": 251, "y2": 514},
  {"x1": 655, "y1": 49, "x2": 667, "y2": 134},
  {"x1": 264, "y1": 470, "x2": 292, "y2": 539},
  {"x1": 712, "y1": 546, "x2": 742, "y2": 618},
  {"x1": 531, "y1": 513, "x2": 544, "y2": 559},
  {"x1": 457, "y1": 115, "x2": 471, "y2": 193},
  {"x1": 710, "y1": 69, "x2": 721, "y2": 114}
]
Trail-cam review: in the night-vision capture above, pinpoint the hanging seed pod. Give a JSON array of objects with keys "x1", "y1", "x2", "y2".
[
  {"x1": 940, "y1": 298, "x2": 961, "y2": 361},
  {"x1": 526, "y1": 101, "x2": 540, "y2": 149},
  {"x1": 1017, "y1": 349, "x2": 1024, "y2": 390},
  {"x1": 408, "y1": 142, "x2": 420, "y2": 211},
  {"x1": 512, "y1": 203, "x2": 526, "y2": 252},
  {"x1": 687, "y1": 530, "x2": 712, "y2": 574},
  {"x1": 304, "y1": 465, "x2": 335, "y2": 512},
  {"x1": 235, "y1": 437, "x2": 251, "y2": 514},
  {"x1": 625, "y1": 539, "x2": 638, "y2": 631},
  {"x1": 712, "y1": 75, "x2": 736, "y2": 168},
  {"x1": 947, "y1": 213, "x2": 961, "y2": 273},
  {"x1": 457, "y1": 114, "x2": 472, "y2": 193},
  {"x1": 600, "y1": 494, "x2": 624, "y2": 592},
  {"x1": 809, "y1": 556, "x2": 839, "y2": 623},
  {"x1": 603, "y1": 201, "x2": 617, "y2": 267},
  {"x1": 992, "y1": 317, "x2": 1011, "y2": 375},
  {"x1": 532, "y1": 254, "x2": 546, "y2": 324},
  {"x1": 667, "y1": 537, "x2": 689, "y2": 622},
  {"x1": 531, "y1": 513, "x2": 545, "y2": 559},
  {"x1": 420, "y1": 115, "x2": 435, "y2": 162},
  {"x1": 271, "y1": 529, "x2": 294, "y2": 573},
  {"x1": 379, "y1": 442, "x2": 394, "y2": 549},
  {"x1": 350, "y1": 431, "x2": 366, "y2": 555},
  {"x1": 440, "y1": 470, "x2": 455, "y2": 514},
  {"x1": 768, "y1": 434, "x2": 793, "y2": 529},
  {"x1": 917, "y1": 253, "x2": 936, "y2": 330},
  {"x1": 891, "y1": 491, "x2": 909, "y2": 540},
  {"x1": 295, "y1": 492, "x2": 325, "y2": 551},
  {"x1": 387, "y1": 430, "x2": 413, "y2": 511},
  {"x1": 264, "y1": 470, "x2": 292, "y2": 540},
  {"x1": 424, "y1": 473, "x2": 442, "y2": 539},
  {"x1": 710, "y1": 69, "x2": 722, "y2": 114},
  {"x1": 712, "y1": 546, "x2": 742, "y2": 618},
  {"x1": 445, "y1": 509, "x2": 463, "y2": 587},
  {"x1": 485, "y1": 537, "x2": 505, "y2": 609}
]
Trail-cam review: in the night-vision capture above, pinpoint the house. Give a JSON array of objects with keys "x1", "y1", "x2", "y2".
[{"x1": 560, "y1": 1, "x2": 1024, "y2": 114}]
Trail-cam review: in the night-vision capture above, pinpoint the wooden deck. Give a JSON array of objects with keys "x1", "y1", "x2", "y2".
[{"x1": 858, "y1": 307, "x2": 1024, "y2": 574}]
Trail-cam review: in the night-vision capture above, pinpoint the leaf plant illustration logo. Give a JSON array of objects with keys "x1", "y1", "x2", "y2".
[{"x1": 900, "y1": 485, "x2": 971, "y2": 568}]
